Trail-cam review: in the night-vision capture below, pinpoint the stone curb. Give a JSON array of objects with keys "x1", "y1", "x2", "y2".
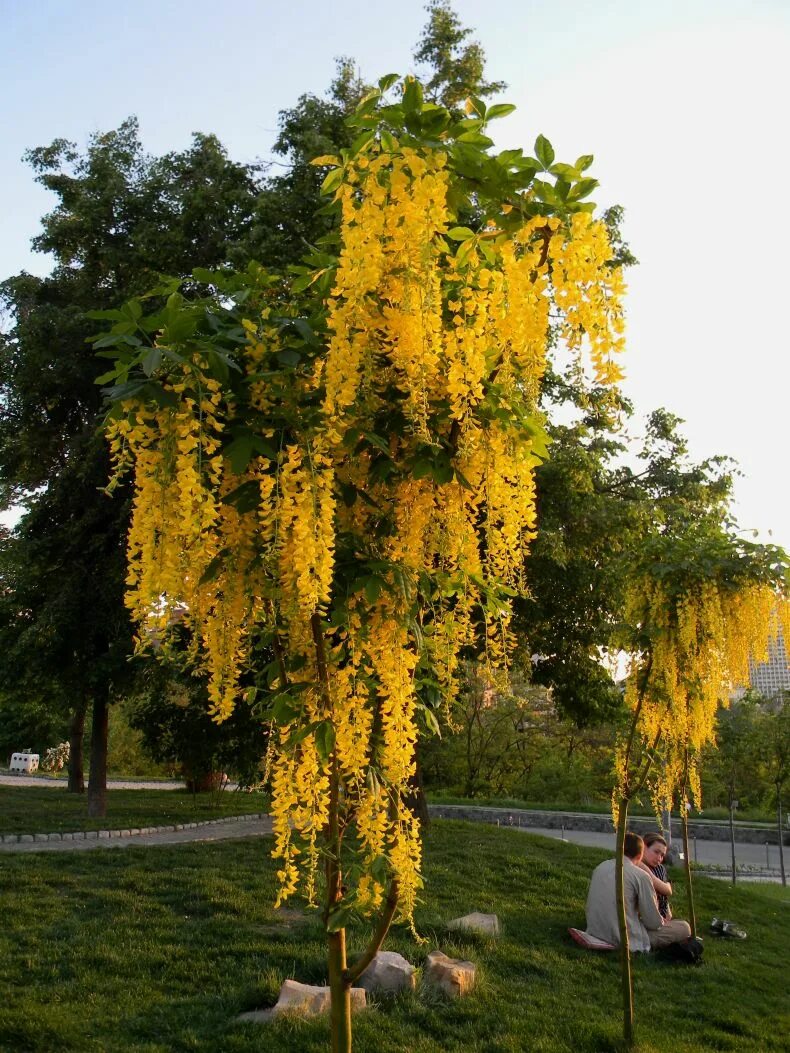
[{"x1": 0, "y1": 812, "x2": 269, "y2": 845}]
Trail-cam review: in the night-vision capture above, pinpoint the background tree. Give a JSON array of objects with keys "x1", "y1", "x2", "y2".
[
  {"x1": 413, "y1": 0, "x2": 506, "y2": 109},
  {"x1": 0, "y1": 122, "x2": 263, "y2": 811},
  {"x1": 703, "y1": 695, "x2": 761, "y2": 883},
  {"x1": 754, "y1": 695, "x2": 789, "y2": 885}
]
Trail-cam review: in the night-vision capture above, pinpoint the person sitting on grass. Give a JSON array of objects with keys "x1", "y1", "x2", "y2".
[
  {"x1": 585, "y1": 831, "x2": 691, "y2": 951},
  {"x1": 640, "y1": 832, "x2": 673, "y2": 919}
]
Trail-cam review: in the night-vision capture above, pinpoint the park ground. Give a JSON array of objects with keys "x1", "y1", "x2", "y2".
[{"x1": 0, "y1": 819, "x2": 787, "y2": 1053}]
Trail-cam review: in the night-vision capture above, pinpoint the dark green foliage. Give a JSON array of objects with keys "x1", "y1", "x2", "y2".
[
  {"x1": 127, "y1": 663, "x2": 269, "y2": 789},
  {"x1": 414, "y1": 1, "x2": 506, "y2": 110}
]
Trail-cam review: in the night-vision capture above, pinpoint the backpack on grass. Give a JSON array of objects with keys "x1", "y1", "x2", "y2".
[{"x1": 663, "y1": 936, "x2": 704, "y2": 965}]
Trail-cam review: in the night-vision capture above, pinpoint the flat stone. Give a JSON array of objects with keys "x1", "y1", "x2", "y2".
[
  {"x1": 447, "y1": 912, "x2": 500, "y2": 937},
  {"x1": 19, "y1": 835, "x2": 34, "y2": 843},
  {"x1": 62, "y1": 833, "x2": 73, "y2": 841},
  {"x1": 120, "y1": 829, "x2": 131, "y2": 837},
  {"x1": 358, "y1": 951, "x2": 416, "y2": 994},
  {"x1": 85, "y1": 831, "x2": 98, "y2": 840},
  {"x1": 3, "y1": 834, "x2": 19, "y2": 844},
  {"x1": 424, "y1": 950, "x2": 476, "y2": 998},
  {"x1": 34, "y1": 833, "x2": 49, "y2": 842},
  {"x1": 260, "y1": 979, "x2": 367, "y2": 1019},
  {"x1": 130, "y1": 829, "x2": 140, "y2": 836},
  {"x1": 73, "y1": 831, "x2": 85, "y2": 840},
  {"x1": 48, "y1": 833, "x2": 62, "y2": 842},
  {"x1": 98, "y1": 831, "x2": 110, "y2": 839}
]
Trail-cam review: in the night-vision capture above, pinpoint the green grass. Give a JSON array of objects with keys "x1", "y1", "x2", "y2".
[
  {"x1": 0, "y1": 821, "x2": 787, "y2": 1052},
  {"x1": 0, "y1": 786, "x2": 268, "y2": 835},
  {"x1": 427, "y1": 792, "x2": 774, "y2": 826}
]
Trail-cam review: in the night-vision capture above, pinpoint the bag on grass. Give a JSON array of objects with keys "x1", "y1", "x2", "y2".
[{"x1": 663, "y1": 936, "x2": 704, "y2": 964}]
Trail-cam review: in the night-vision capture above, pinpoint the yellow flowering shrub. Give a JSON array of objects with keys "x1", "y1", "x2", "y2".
[
  {"x1": 101, "y1": 82, "x2": 627, "y2": 935},
  {"x1": 619, "y1": 542, "x2": 790, "y2": 815}
]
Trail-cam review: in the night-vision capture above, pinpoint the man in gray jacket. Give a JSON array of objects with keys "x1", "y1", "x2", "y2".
[{"x1": 585, "y1": 831, "x2": 691, "y2": 951}]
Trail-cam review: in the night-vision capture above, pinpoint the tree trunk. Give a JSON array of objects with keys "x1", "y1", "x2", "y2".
[
  {"x1": 728, "y1": 795, "x2": 737, "y2": 886},
  {"x1": 67, "y1": 699, "x2": 88, "y2": 794},
  {"x1": 328, "y1": 927, "x2": 351, "y2": 1053},
  {"x1": 777, "y1": 789, "x2": 786, "y2": 888},
  {"x1": 614, "y1": 797, "x2": 634, "y2": 1049},
  {"x1": 680, "y1": 799, "x2": 697, "y2": 937},
  {"x1": 87, "y1": 693, "x2": 109, "y2": 818}
]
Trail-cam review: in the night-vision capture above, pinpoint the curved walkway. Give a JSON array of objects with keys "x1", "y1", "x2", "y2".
[{"x1": 0, "y1": 814, "x2": 272, "y2": 854}]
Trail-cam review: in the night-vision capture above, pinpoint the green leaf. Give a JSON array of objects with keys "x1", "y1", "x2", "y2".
[
  {"x1": 350, "y1": 129, "x2": 375, "y2": 156},
  {"x1": 378, "y1": 73, "x2": 400, "y2": 92},
  {"x1": 402, "y1": 76, "x2": 423, "y2": 115},
  {"x1": 457, "y1": 131, "x2": 494, "y2": 148},
  {"x1": 224, "y1": 435, "x2": 255, "y2": 475},
  {"x1": 314, "y1": 720, "x2": 336, "y2": 764},
  {"x1": 326, "y1": 902, "x2": 354, "y2": 933},
  {"x1": 567, "y1": 178, "x2": 599, "y2": 201},
  {"x1": 447, "y1": 226, "x2": 475, "y2": 241},
  {"x1": 141, "y1": 347, "x2": 162, "y2": 377},
  {"x1": 320, "y1": 168, "x2": 344, "y2": 195},
  {"x1": 272, "y1": 693, "x2": 301, "y2": 725},
  {"x1": 364, "y1": 576, "x2": 384, "y2": 604},
  {"x1": 485, "y1": 103, "x2": 517, "y2": 120},
  {"x1": 549, "y1": 162, "x2": 580, "y2": 181},
  {"x1": 221, "y1": 478, "x2": 261, "y2": 513},
  {"x1": 277, "y1": 347, "x2": 302, "y2": 368},
  {"x1": 199, "y1": 551, "x2": 228, "y2": 586},
  {"x1": 575, "y1": 154, "x2": 594, "y2": 171},
  {"x1": 380, "y1": 129, "x2": 399, "y2": 153},
  {"x1": 534, "y1": 134, "x2": 555, "y2": 170}
]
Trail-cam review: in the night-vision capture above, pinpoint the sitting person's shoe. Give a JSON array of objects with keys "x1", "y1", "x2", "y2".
[
  {"x1": 710, "y1": 918, "x2": 724, "y2": 933},
  {"x1": 721, "y1": 921, "x2": 747, "y2": 939}
]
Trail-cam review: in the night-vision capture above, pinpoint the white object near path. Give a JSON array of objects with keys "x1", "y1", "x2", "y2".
[{"x1": 447, "y1": 912, "x2": 500, "y2": 936}]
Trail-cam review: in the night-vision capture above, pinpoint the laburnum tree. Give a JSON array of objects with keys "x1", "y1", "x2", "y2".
[
  {"x1": 612, "y1": 527, "x2": 790, "y2": 1048},
  {"x1": 96, "y1": 78, "x2": 625, "y2": 1051}
]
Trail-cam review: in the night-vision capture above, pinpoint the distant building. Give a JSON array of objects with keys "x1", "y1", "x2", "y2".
[{"x1": 748, "y1": 629, "x2": 790, "y2": 700}]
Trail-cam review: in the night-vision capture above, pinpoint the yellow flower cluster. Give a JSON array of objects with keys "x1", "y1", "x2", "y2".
[
  {"x1": 623, "y1": 576, "x2": 790, "y2": 810},
  {"x1": 108, "y1": 136, "x2": 628, "y2": 930}
]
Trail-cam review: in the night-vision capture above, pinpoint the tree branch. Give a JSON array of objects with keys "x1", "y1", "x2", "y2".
[{"x1": 343, "y1": 879, "x2": 400, "y2": 985}]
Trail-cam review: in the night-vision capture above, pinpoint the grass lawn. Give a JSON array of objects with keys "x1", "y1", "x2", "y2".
[
  {"x1": 0, "y1": 787, "x2": 267, "y2": 835},
  {"x1": 0, "y1": 821, "x2": 787, "y2": 1052}
]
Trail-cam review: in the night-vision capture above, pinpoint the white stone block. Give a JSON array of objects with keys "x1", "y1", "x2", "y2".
[
  {"x1": 424, "y1": 950, "x2": 476, "y2": 998},
  {"x1": 358, "y1": 951, "x2": 416, "y2": 994},
  {"x1": 447, "y1": 912, "x2": 500, "y2": 936}
]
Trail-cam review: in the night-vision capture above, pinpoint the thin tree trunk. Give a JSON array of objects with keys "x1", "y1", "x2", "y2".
[
  {"x1": 729, "y1": 794, "x2": 737, "y2": 886},
  {"x1": 777, "y1": 789, "x2": 786, "y2": 887},
  {"x1": 87, "y1": 693, "x2": 109, "y2": 819},
  {"x1": 680, "y1": 797, "x2": 697, "y2": 937},
  {"x1": 615, "y1": 796, "x2": 634, "y2": 1049},
  {"x1": 67, "y1": 698, "x2": 88, "y2": 794}
]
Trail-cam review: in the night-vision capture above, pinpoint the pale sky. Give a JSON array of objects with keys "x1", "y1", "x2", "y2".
[{"x1": 1, "y1": 0, "x2": 788, "y2": 546}]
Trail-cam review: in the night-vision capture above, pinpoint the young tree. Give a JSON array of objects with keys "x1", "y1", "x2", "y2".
[
  {"x1": 613, "y1": 528, "x2": 789, "y2": 1046},
  {"x1": 97, "y1": 78, "x2": 625, "y2": 1051}
]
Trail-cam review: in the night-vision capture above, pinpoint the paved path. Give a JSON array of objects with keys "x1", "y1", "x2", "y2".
[
  {"x1": 0, "y1": 774, "x2": 187, "y2": 789},
  {"x1": 0, "y1": 816, "x2": 272, "y2": 854},
  {"x1": 514, "y1": 825, "x2": 786, "y2": 880}
]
